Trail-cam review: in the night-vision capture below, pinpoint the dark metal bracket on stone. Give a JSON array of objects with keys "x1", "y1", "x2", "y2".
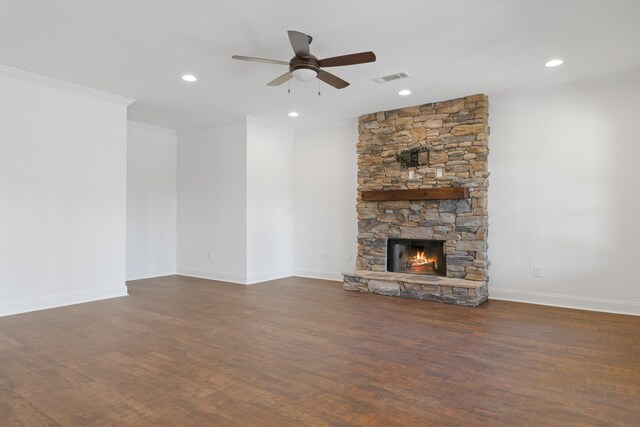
[{"x1": 396, "y1": 147, "x2": 430, "y2": 168}]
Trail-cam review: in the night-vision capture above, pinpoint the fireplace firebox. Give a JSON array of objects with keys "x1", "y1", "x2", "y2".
[{"x1": 387, "y1": 239, "x2": 446, "y2": 276}]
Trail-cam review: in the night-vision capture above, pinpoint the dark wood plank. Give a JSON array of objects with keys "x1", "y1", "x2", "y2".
[
  {"x1": 361, "y1": 187, "x2": 469, "y2": 201},
  {"x1": 0, "y1": 385, "x2": 58, "y2": 426},
  {"x1": 0, "y1": 275, "x2": 639, "y2": 426}
]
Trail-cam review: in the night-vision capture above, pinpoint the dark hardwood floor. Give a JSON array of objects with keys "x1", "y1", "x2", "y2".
[{"x1": 1, "y1": 275, "x2": 639, "y2": 426}]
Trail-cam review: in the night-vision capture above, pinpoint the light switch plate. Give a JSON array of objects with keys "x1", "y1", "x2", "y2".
[{"x1": 533, "y1": 266, "x2": 543, "y2": 277}]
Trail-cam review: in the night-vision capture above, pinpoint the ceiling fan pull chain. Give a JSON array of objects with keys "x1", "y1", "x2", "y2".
[
  {"x1": 288, "y1": 79, "x2": 291, "y2": 94},
  {"x1": 318, "y1": 79, "x2": 321, "y2": 96}
]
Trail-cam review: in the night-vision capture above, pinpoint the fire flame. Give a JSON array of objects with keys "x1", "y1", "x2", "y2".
[{"x1": 410, "y1": 251, "x2": 437, "y2": 271}]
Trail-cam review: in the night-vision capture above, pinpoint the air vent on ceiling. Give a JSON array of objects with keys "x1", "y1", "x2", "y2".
[{"x1": 372, "y1": 72, "x2": 411, "y2": 84}]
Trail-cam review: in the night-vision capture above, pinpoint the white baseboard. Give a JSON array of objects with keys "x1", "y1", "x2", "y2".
[
  {"x1": 294, "y1": 268, "x2": 344, "y2": 282},
  {"x1": 176, "y1": 267, "x2": 247, "y2": 285},
  {"x1": 490, "y1": 288, "x2": 640, "y2": 316},
  {"x1": 177, "y1": 267, "x2": 296, "y2": 285},
  {"x1": 126, "y1": 268, "x2": 177, "y2": 281},
  {"x1": 0, "y1": 286, "x2": 128, "y2": 318},
  {"x1": 246, "y1": 269, "x2": 294, "y2": 285}
]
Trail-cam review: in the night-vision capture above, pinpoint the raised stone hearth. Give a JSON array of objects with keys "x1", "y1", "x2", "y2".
[
  {"x1": 344, "y1": 94, "x2": 490, "y2": 306},
  {"x1": 344, "y1": 270, "x2": 488, "y2": 307}
]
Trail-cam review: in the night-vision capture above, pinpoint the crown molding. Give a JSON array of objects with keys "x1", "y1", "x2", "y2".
[
  {"x1": 247, "y1": 116, "x2": 294, "y2": 134},
  {"x1": 0, "y1": 64, "x2": 135, "y2": 106},
  {"x1": 127, "y1": 120, "x2": 177, "y2": 136},
  {"x1": 491, "y1": 68, "x2": 640, "y2": 100},
  {"x1": 176, "y1": 116, "x2": 247, "y2": 136},
  {"x1": 294, "y1": 117, "x2": 358, "y2": 134}
]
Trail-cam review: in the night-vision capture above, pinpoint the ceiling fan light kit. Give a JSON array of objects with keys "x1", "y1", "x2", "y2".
[
  {"x1": 292, "y1": 68, "x2": 317, "y2": 81},
  {"x1": 232, "y1": 30, "x2": 376, "y2": 90}
]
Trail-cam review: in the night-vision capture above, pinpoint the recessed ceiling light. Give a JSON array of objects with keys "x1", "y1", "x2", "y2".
[
  {"x1": 288, "y1": 111, "x2": 299, "y2": 117},
  {"x1": 398, "y1": 89, "x2": 412, "y2": 96},
  {"x1": 182, "y1": 74, "x2": 197, "y2": 82},
  {"x1": 545, "y1": 59, "x2": 564, "y2": 68}
]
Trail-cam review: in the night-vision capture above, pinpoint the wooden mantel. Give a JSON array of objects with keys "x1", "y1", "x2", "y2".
[{"x1": 360, "y1": 187, "x2": 469, "y2": 201}]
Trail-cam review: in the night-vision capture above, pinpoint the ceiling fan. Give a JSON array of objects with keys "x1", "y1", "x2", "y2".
[{"x1": 232, "y1": 30, "x2": 376, "y2": 89}]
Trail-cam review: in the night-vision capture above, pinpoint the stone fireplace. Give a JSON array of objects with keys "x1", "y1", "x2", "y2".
[{"x1": 343, "y1": 94, "x2": 489, "y2": 306}]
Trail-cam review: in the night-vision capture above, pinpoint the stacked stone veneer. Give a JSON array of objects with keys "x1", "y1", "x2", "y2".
[{"x1": 344, "y1": 94, "x2": 489, "y2": 306}]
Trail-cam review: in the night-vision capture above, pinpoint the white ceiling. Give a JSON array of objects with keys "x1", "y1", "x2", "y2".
[{"x1": 1, "y1": 0, "x2": 639, "y2": 130}]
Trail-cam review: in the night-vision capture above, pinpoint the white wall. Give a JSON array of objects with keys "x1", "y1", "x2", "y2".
[
  {"x1": 488, "y1": 75, "x2": 640, "y2": 315},
  {"x1": 289, "y1": 78, "x2": 640, "y2": 315},
  {"x1": 246, "y1": 117, "x2": 295, "y2": 284},
  {"x1": 126, "y1": 121, "x2": 177, "y2": 280},
  {"x1": 103, "y1": 74, "x2": 640, "y2": 316},
  {"x1": 0, "y1": 66, "x2": 132, "y2": 317},
  {"x1": 177, "y1": 119, "x2": 248, "y2": 283},
  {"x1": 293, "y1": 120, "x2": 359, "y2": 281}
]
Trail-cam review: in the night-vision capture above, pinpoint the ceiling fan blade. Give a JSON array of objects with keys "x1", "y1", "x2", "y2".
[
  {"x1": 287, "y1": 30, "x2": 310, "y2": 58},
  {"x1": 232, "y1": 55, "x2": 289, "y2": 66},
  {"x1": 267, "y1": 72, "x2": 293, "y2": 86},
  {"x1": 317, "y1": 69, "x2": 350, "y2": 89},
  {"x1": 318, "y1": 51, "x2": 376, "y2": 68}
]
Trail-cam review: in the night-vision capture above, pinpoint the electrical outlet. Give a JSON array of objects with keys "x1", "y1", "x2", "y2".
[
  {"x1": 408, "y1": 170, "x2": 415, "y2": 179},
  {"x1": 436, "y1": 168, "x2": 444, "y2": 178},
  {"x1": 533, "y1": 266, "x2": 542, "y2": 277},
  {"x1": 321, "y1": 252, "x2": 332, "y2": 261}
]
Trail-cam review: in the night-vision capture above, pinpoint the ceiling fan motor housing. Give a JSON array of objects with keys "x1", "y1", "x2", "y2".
[{"x1": 290, "y1": 55, "x2": 319, "y2": 74}]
